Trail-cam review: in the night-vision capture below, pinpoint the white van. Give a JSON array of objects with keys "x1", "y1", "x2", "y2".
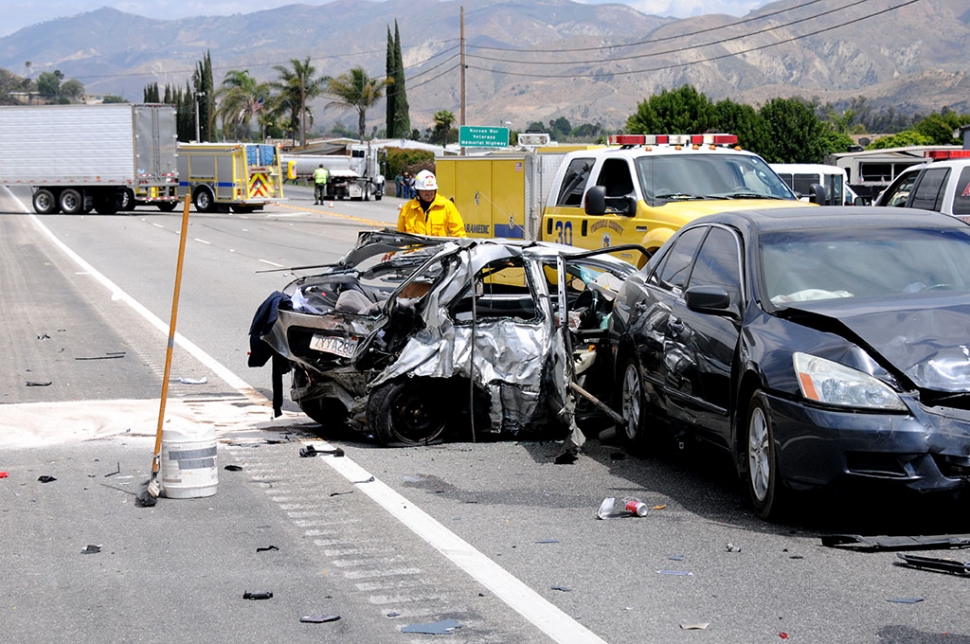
[{"x1": 770, "y1": 163, "x2": 862, "y2": 206}]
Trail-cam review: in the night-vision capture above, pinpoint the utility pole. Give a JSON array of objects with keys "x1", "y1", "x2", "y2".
[{"x1": 460, "y1": 6, "x2": 466, "y2": 128}]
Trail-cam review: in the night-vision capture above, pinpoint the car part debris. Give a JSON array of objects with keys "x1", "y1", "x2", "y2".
[
  {"x1": 887, "y1": 597, "x2": 925, "y2": 603},
  {"x1": 299, "y1": 444, "x2": 345, "y2": 458},
  {"x1": 224, "y1": 465, "x2": 243, "y2": 471},
  {"x1": 680, "y1": 622, "x2": 710, "y2": 630},
  {"x1": 300, "y1": 614, "x2": 340, "y2": 623},
  {"x1": 897, "y1": 553, "x2": 970, "y2": 576},
  {"x1": 81, "y1": 544, "x2": 101, "y2": 554},
  {"x1": 726, "y1": 543, "x2": 742, "y2": 553},
  {"x1": 0, "y1": 472, "x2": 8, "y2": 479},
  {"x1": 821, "y1": 534, "x2": 970, "y2": 551},
  {"x1": 550, "y1": 585, "x2": 572, "y2": 592},
  {"x1": 104, "y1": 462, "x2": 121, "y2": 477},
  {"x1": 243, "y1": 591, "x2": 273, "y2": 600},
  {"x1": 26, "y1": 381, "x2": 52, "y2": 387},
  {"x1": 177, "y1": 376, "x2": 207, "y2": 385},
  {"x1": 256, "y1": 545, "x2": 279, "y2": 553},
  {"x1": 38, "y1": 475, "x2": 56, "y2": 483},
  {"x1": 76, "y1": 353, "x2": 126, "y2": 361},
  {"x1": 401, "y1": 618, "x2": 465, "y2": 634}
]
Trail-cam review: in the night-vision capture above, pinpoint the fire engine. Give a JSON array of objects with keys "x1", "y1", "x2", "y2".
[{"x1": 177, "y1": 142, "x2": 285, "y2": 213}]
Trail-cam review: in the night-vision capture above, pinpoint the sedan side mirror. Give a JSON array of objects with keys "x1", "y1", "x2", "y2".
[{"x1": 685, "y1": 285, "x2": 736, "y2": 317}]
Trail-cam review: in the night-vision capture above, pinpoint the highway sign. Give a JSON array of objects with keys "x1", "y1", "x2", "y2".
[{"x1": 459, "y1": 126, "x2": 509, "y2": 148}]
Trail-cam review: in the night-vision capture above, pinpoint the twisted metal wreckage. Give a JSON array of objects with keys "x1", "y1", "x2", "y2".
[{"x1": 249, "y1": 229, "x2": 645, "y2": 452}]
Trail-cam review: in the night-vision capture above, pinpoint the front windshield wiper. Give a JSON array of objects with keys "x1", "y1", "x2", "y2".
[
  {"x1": 655, "y1": 192, "x2": 705, "y2": 200},
  {"x1": 720, "y1": 192, "x2": 784, "y2": 200}
]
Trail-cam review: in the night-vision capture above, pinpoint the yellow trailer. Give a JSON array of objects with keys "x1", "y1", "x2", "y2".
[
  {"x1": 436, "y1": 145, "x2": 597, "y2": 240},
  {"x1": 178, "y1": 142, "x2": 284, "y2": 213}
]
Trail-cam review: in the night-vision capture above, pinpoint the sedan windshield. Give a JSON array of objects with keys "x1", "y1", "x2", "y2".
[
  {"x1": 635, "y1": 154, "x2": 795, "y2": 201},
  {"x1": 761, "y1": 227, "x2": 970, "y2": 306}
]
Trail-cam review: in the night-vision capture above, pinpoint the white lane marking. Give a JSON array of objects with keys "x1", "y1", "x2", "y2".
[
  {"x1": 153, "y1": 223, "x2": 165, "y2": 228},
  {"x1": 259, "y1": 259, "x2": 284, "y2": 267},
  {"x1": 5, "y1": 185, "x2": 607, "y2": 644},
  {"x1": 194, "y1": 238, "x2": 211, "y2": 244},
  {"x1": 320, "y1": 453, "x2": 609, "y2": 644}
]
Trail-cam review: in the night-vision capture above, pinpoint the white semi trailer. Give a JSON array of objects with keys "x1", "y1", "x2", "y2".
[
  {"x1": 0, "y1": 103, "x2": 179, "y2": 214},
  {"x1": 282, "y1": 144, "x2": 385, "y2": 201}
]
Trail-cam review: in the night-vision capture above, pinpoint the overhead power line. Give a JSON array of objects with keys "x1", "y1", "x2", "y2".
[
  {"x1": 463, "y1": 0, "x2": 921, "y2": 80},
  {"x1": 466, "y1": 0, "x2": 870, "y2": 66},
  {"x1": 468, "y1": 0, "x2": 832, "y2": 54}
]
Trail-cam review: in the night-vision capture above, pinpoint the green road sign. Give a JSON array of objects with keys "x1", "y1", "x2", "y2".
[{"x1": 459, "y1": 126, "x2": 509, "y2": 148}]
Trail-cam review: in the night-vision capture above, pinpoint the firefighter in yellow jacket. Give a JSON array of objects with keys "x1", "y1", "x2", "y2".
[{"x1": 397, "y1": 170, "x2": 466, "y2": 237}]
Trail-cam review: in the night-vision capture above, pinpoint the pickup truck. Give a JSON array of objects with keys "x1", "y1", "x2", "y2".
[{"x1": 874, "y1": 150, "x2": 970, "y2": 223}]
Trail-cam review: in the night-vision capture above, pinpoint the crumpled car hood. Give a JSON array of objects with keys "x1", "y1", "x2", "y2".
[{"x1": 787, "y1": 297, "x2": 970, "y2": 391}]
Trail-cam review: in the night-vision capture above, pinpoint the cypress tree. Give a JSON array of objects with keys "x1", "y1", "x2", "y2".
[
  {"x1": 392, "y1": 21, "x2": 410, "y2": 138},
  {"x1": 386, "y1": 26, "x2": 396, "y2": 138}
]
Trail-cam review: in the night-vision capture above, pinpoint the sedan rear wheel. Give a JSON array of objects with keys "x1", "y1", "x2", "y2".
[
  {"x1": 618, "y1": 355, "x2": 648, "y2": 450},
  {"x1": 745, "y1": 391, "x2": 787, "y2": 520},
  {"x1": 367, "y1": 378, "x2": 450, "y2": 446}
]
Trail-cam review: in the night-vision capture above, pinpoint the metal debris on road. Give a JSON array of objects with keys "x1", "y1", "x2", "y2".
[
  {"x1": 243, "y1": 591, "x2": 274, "y2": 600},
  {"x1": 300, "y1": 614, "x2": 340, "y2": 623},
  {"x1": 81, "y1": 544, "x2": 102, "y2": 554},
  {"x1": 401, "y1": 618, "x2": 465, "y2": 634}
]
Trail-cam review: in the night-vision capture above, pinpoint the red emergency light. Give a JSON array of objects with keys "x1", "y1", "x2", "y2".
[{"x1": 925, "y1": 150, "x2": 970, "y2": 160}]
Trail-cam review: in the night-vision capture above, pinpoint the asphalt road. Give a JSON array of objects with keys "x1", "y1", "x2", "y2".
[{"x1": 3, "y1": 184, "x2": 970, "y2": 644}]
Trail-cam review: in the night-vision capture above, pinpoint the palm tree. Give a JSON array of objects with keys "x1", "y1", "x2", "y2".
[
  {"x1": 433, "y1": 110, "x2": 455, "y2": 146},
  {"x1": 215, "y1": 70, "x2": 270, "y2": 141},
  {"x1": 325, "y1": 67, "x2": 390, "y2": 142},
  {"x1": 270, "y1": 57, "x2": 327, "y2": 148}
]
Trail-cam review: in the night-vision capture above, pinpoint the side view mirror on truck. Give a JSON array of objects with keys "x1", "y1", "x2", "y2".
[
  {"x1": 808, "y1": 183, "x2": 827, "y2": 204},
  {"x1": 584, "y1": 185, "x2": 637, "y2": 217}
]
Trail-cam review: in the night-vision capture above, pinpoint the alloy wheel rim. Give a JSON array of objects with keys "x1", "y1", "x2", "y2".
[
  {"x1": 622, "y1": 364, "x2": 641, "y2": 441},
  {"x1": 748, "y1": 407, "x2": 770, "y2": 501}
]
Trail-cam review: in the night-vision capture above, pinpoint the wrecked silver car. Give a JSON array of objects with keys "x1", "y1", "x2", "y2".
[{"x1": 249, "y1": 229, "x2": 642, "y2": 447}]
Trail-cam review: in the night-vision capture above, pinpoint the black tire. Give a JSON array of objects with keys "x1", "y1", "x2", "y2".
[
  {"x1": 93, "y1": 191, "x2": 119, "y2": 215},
  {"x1": 617, "y1": 354, "x2": 648, "y2": 450},
  {"x1": 33, "y1": 189, "x2": 59, "y2": 214},
  {"x1": 367, "y1": 378, "x2": 451, "y2": 446},
  {"x1": 193, "y1": 187, "x2": 216, "y2": 213},
  {"x1": 744, "y1": 391, "x2": 787, "y2": 520},
  {"x1": 157, "y1": 202, "x2": 177, "y2": 212},
  {"x1": 59, "y1": 188, "x2": 83, "y2": 215},
  {"x1": 119, "y1": 189, "x2": 135, "y2": 211}
]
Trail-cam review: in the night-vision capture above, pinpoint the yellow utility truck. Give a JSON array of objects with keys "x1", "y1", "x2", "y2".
[
  {"x1": 178, "y1": 142, "x2": 284, "y2": 213},
  {"x1": 439, "y1": 133, "x2": 815, "y2": 267}
]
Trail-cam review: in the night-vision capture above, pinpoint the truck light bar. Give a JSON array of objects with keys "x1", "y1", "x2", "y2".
[
  {"x1": 925, "y1": 150, "x2": 970, "y2": 160},
  {"x1": 609, "y1": 133, "x2": 738, "y2": 147}
]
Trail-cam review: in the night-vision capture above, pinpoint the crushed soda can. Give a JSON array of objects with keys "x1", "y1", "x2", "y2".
[{"x1": 597, "y1": 496, "x2": 650, "y2": 519}]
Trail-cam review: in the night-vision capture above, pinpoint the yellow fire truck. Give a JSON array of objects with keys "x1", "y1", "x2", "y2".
[{"x1": 177, "y1": 142, "x2": 284, "y2": 213}]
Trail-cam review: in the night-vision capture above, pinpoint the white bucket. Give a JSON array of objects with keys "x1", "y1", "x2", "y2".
[{"x1": 160, "y1": 426, "x2": 218, "y2": 499}]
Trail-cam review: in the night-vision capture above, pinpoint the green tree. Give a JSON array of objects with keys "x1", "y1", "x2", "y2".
[
  {"x1": 60, "y1": 79, "x2": 84, "y2": 102},
  {"x1": 626, "y1": 85, "x2": 715, "y2": 134},
  {"x1": 325, "y1": 66, "x2": 389, "y2": 142},
  {"x1": 550, "y1": 117, "x2": 572, "y2": 141},
  {"x1": 713, "y1": 99, "x2": 769, "y2": 154},
  {"x1": 757, "y1": 97, "x2": 827, "y2": 163},
  {"x1": 432, "y1": 110, "x2": 455, "y2": 145},
  {"x1": 271, "y1": 56, "x2": 327, "y2": 148},
  {"x1": 143, "y1": 82, "x2": 161, "y2": 103},
  {"x1": 867, "y1": 130, "x2": 934, "y2": 149},
  {"x1": 36, "y1": 71, "x2": 61, "y2": 100},
  {"x1": 391, "y1": 21, "x2": 410, "y2": 139},
  {"x1": 102, "y1": 95, "x2": 128, "y2": 104},
  {"x1": 914, "y1": 112, "x2": 963, "y2": 145},
  {"x1": 191, "y1": 52, "x2": 214, "y2": 141},
  {"x1": 215, "y1": 69, "x2": 270, "y2": 141},
  {"x1": 385, "y1": 26, "x2": 396, "y2": 138}
]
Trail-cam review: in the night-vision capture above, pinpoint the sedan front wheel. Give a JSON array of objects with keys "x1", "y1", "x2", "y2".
[
  {"x1": 618, "y1": 355, "x2": 648, "y2": 451},
  {"x1": 745, "y1": 391, "x2": 787, "y2": 520}
]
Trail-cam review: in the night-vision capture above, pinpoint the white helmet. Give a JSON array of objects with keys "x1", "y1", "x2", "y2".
[{"x1": 413, "y1": 170, "x2": 438, "y2": 191}]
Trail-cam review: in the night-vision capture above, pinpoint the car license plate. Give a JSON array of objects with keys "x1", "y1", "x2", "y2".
[{"x1": 309, "y1": 334, "x2": 358, "y2": 358}]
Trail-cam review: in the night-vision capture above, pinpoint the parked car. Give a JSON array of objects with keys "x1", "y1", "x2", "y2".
[
  {"x1": 249, "y1": 229, "x2": 643, "y2": 448},
  {"x1": 609, "y1": 206, "x2": 970, "y2": 519}
]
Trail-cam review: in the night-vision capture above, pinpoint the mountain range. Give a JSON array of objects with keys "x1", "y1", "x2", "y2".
[{"x1": 0, "y1": 0, "x2": 967, "y2": 132}]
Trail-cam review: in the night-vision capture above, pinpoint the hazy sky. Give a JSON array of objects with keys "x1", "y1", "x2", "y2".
[{"x1": 4, "y1": 0, "x2": 776, "y2": 38}]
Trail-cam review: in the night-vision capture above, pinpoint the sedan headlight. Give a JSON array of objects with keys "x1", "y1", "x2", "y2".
[{"x1": 793, "y1": 352, "x2": 906, "y2": 411}]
